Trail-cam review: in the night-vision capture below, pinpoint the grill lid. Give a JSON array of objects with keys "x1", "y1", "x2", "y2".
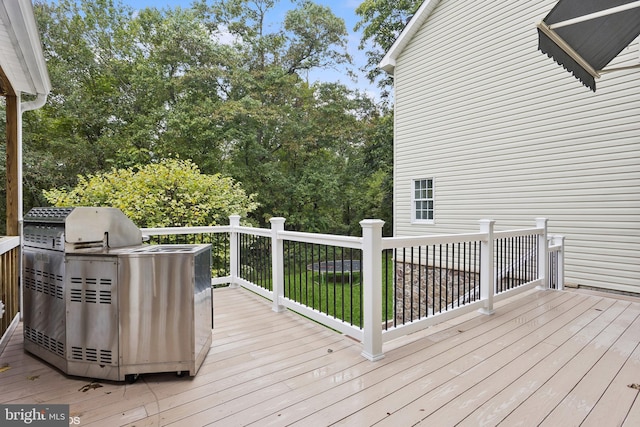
[{"x1": 24, "y1": 207, "x2": 142, "y2": 251}]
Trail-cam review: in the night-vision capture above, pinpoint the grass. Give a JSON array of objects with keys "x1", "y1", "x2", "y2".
[{"x1": 238, "y1": 254, "x2": 396, "y2": 328}]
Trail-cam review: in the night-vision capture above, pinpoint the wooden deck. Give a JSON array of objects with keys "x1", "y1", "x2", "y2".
[{"x1": 1, "y1": 286, "x2": 639, "y2": 426}]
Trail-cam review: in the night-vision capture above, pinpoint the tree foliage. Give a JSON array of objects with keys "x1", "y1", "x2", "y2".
[
  {"x1": 282, "y1": 1, "x2": 351, "y2": 74},
  {"x1": 43, "y1": 159, "x2": 258, "y2": 228},
  {"x1": 355, "y1": 0, "x2": 422, "y2": 95},
  {"x1": 4, "y1": 0, "x2": 396, "y2": 236}
]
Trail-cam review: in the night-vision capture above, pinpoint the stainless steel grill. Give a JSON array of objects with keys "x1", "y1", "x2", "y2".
[{"x1": 23, "y1": 207, "x2": 212, "y2": 382}]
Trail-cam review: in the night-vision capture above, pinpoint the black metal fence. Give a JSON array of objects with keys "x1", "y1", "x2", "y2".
[
  {"x1": 494, "y1": 234, "x2": 539, "y2": 294},
  {"x1": 283, "y1": 241, "x2": 363, "y2": 327},
  {"x1": 238, "y1": 232, "x2": 272, "y2": 291},
  {"x1": 385, "y1": 240, "x2": 482, "y2": 329}
]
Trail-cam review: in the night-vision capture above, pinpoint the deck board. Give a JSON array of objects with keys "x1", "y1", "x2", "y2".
[
  {"x1": 498, "y1": 300, "x2": 638, "y2": 426},
  {"x1": 343, "y1": 293, "x2": 599, "y2": 427},
  {"x1": 581, "y1": 337, "x2": 640, "y2": 426},
  {"x1": 0, "y1": 286, "x2": 639, "y2": 426},
  {"x1": 540, "y1": 304, "x2": 640, "y2": 426}
]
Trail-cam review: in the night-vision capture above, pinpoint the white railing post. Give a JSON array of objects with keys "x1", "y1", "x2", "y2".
[
  {"x1": 270, "y1": 217, "x2": 286, "y2": 313},
  {"x1": 479, "y1": 219, "x2": 495, "y2": 315},
  {"x1": 360, "y1": 219, "x2": 385, "y2": 361},
  {"x1": 229, "y1": 215, "x2": 241, "y2": 288},
  {"x1": 552, "y1": 235, "x2": 565, "y2": 290},
  {"x1": 536, "y1": 218, "x2": 549, "y2": 290}
]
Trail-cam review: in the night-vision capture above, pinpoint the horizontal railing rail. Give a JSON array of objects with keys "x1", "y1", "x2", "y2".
[
  {"x1": 381, "y1": 232, "x2": 489, "y2": 249},
  {"x1": 142, "y1": 225, "x2": 231, "y2": 235},
  {"x1": 281, "y1": 230, "x2": 363, "y2": 248},
  {"x1": 0, "y1": 236, "x2": 20, "y2": 254}
]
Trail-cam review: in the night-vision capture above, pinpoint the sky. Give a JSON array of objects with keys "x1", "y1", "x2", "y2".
[{"x1": 120, "y1": 0, "x2": 381, "y2": 101}]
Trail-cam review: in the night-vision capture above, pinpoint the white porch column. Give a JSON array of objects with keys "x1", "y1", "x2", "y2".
[
  {"x1": 536, "y1": 218, "x2": 549, "y2": 290},
  {"x1": 270, "y1": 217, "x2": 286, "y2": 313},
  {"x1": 229, "y1": 215, "x2": 240, "y2": 288},
  {"x1": 360, "y1": 219, "x2": 385, "y2": 361},
  {"x1": 5, "y1": 93, "x2": 20, "y2": 235},
  {"x1": 479, "y1": 219, "x2": 495, "y2": 315}
]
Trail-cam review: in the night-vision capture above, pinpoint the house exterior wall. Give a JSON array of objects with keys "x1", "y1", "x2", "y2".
[{"x1": 392, "y1": 0, "x2": 640, "y2": 293}]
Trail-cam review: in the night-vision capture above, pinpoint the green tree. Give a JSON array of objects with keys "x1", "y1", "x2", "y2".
[
  {"x1": 18, "y1": 0, "x2": 392, "y2": 236},
  {"x1": 42, "y1": 158, "x2": 258, "y2": 228},
  {"x1": 33, "y1": 0, "x2": 137, "y2": 170},
  {"x1": 196, "y1": 0, "x2": 378, "y2": 232},
  {"x1": 355, "y1": 0, "x2": 422, "y2": 95},
  {"x1": 348, "y1": 109, "x2": 394, "y2": 236},
  {"x1": 282, "y1": 0, "x2": 351, "y2": 74},
  {"x1": 32, "y1": 0, "x2": 232, "y2": 170}
]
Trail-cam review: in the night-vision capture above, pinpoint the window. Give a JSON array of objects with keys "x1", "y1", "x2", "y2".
[{"x1": 413, "y1": 178, "x2": 434, "y2": 222}]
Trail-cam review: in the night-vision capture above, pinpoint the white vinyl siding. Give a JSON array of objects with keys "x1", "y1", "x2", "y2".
[{"x1": 392, "y1": 0, "x2": 640, "y2": 293}]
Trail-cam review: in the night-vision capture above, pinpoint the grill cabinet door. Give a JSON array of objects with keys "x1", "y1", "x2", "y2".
[{"x1": 65, "y1": 256, "x2": 119, "y2": 371}]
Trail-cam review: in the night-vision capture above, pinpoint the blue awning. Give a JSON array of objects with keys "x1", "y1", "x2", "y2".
[{"x1": 537, "y1": 0, "x2": 640, "y2": 91}]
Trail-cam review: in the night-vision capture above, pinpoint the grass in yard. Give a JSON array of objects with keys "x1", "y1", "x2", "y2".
[{"x1": 234, "y1": 263, "x2": 395, "y2": 328}]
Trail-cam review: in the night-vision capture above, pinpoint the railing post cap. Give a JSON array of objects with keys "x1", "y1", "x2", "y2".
[
  {"x1": 359, "y1": 219, "x2": 385, "y2": 228},
  {"x1": 269, "y1": 217, "x2": 286, "y2": 224},
  {"x1": 478, "y1": 219, "x2": 495, "y2": 232},
  {"x1": 535, "y1": 217, "x2": 548, "y2": 227}
]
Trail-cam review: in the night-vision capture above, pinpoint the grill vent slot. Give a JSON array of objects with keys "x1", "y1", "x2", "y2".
[
  {"x1": 24, "y1": 275, "x2": 35, "y2": 290},
  {"x1": 85, "y1": 348, "x2": 97, "y2": 362},
  {"x1": 70, "y1": 289, "x2": 82, "y2": 302},
  {"x1": 23, "y1": 223, "x2": 65, "y2": 251},
  {"x1": 24, "y1": 268, "x2": 64, "y2": 300},
  {"x1": 71, "y1": 346, "x2": 83, "y2": 361},
  {"x1": 68, "y1": 346, "x2": 113, "y2": 364},
  {"x1": 99, "y1": 290, "x2": 112, "y2": 304},
  {"x1": 85, "y1": 290, "x2": 97, "y2": 303},
  {"x1": 100, "y1": 350, "x2": 112, "y2": 364},
  {"x1": 69, "y1": 277, "x2": 113, "y2": 305},
  {"x1": 24, "y1": 327, "x2": 65, "y2": 357}
]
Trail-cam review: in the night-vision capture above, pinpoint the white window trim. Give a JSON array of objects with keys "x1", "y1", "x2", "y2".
[{"x1": 411, "y1": 178, "x2": 435, "y2": 225}]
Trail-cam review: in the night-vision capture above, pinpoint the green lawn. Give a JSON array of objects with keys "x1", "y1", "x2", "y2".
[{"x1": 236, "y1": 252, "x2": 393, "y2": 327}]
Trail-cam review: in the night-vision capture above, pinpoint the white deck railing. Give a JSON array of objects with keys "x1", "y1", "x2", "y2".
[
  {"x1": 0, "y1": 236, "x2": 21, "y2": 352},
  {"x1": 142, "y1": 217, "x2": 564, "y2": 361}
]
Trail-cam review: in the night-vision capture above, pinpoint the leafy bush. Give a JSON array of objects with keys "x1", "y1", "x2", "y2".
[{"x1": 43, "y1": 158, "x2": 258, "y2": 228}]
